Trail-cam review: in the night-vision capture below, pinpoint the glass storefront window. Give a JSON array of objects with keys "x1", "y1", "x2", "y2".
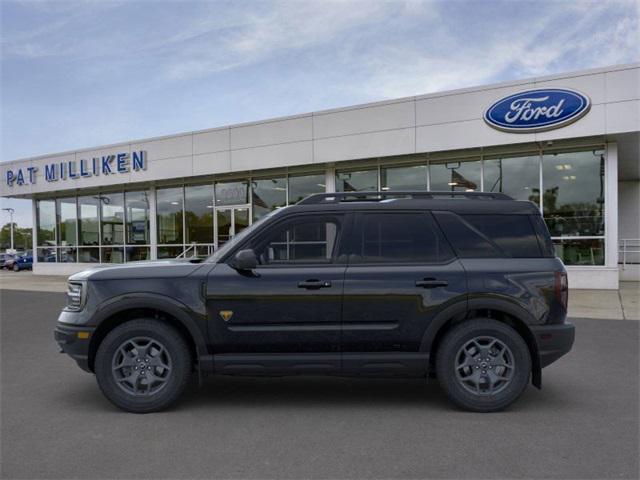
[
  {"x1": 59, "y1": 246, "x2": 77, "y2": 263},
  {"x1": 252, "y1": 177, "x2": 286, "y2": 221},
  {"x1": 102, "y1": 246, "x2": 124, "y2": 263},
  {"x1": 100, "y1": 193, "x2": 124, "y2": 245},
  {"x1": 288, "y1": 173, "x2": 325, "y2": 204},
  {"x1": 381, "y1": 164, "x2": 428, "y2": 191},
  {"x1": 430, "y1": 159, "x2": 480, "y2": 192},
  {"x1": 553, "y1": 238, "x2": 604, "y2": 266},
  {"x1": 36, "y1": 200, "x2": 56, "y2": 246},
  {"x1": 483, "y1": 155, "x2": 541, "y2": 204},
  {"x1": 542, "y1": 150, "x2": 605, "y2": 237},
  {"x1": 125, "y1": 191, "x2": 150, "y2": 245},
  {"x1": 336, "y1": 169, "x2": 378, "y2": 192},
  {"x1": 56, "y1": 198, "x2": 77, "y2": 246},
  {"x1": 157, "y1": 246, "x2": 183, "y2": 259},
  {"x1": 78, "y1": 196, "x2": 100, "y2": 246},
  {"x1": 157, "y1": 187, "x2": 183, "y2": 244},
  {"x1": 126, "y1": 246, "x2": 150, "y2": 262},
  {"x1": 215, "y1": 181, "x2": 248, "y2": 206},
  {"x1": 185, "y1": 184, "x2": 214, "y2": 244},
  {"x1": 77, "y1": 247, "x2": 100, "y2": 263}
]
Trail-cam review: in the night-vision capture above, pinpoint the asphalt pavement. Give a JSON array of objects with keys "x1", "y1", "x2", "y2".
[{"x1": 1, "y1": 289, "x2": 638, "y2": 479}]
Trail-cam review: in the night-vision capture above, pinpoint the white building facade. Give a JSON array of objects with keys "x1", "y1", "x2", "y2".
[{"x1": 1, "y1": 63, "x2": 639, "y2": 289}]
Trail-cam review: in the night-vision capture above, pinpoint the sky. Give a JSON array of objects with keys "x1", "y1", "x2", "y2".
[{"x1": 1, "y1": 0, "x2": 639, "y2": 228}]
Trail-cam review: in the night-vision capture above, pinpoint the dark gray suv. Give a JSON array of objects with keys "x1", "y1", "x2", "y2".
[{"x1": 55, "y1": 191, "x2": 574, "y2": 413}]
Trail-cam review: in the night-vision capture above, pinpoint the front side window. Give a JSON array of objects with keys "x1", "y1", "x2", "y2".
[
  {"x1": 253, "y1": 216, "x2": 342, "y2": 265},
  {"x1": 355, "y1": 212, "x2": 454, "y2": 264}
]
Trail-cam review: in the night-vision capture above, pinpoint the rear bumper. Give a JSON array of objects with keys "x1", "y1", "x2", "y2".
[
  {"x1": 530, "y1": 322, "x2": 575, "y2": 368},
  {"x1": 54, "y1": 323, "x2": 95, "y2": 373}
]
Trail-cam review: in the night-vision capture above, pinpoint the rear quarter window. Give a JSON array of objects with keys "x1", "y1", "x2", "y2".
[{"x1": 433, "y1": 211, "x2": 543, "y2": 258}]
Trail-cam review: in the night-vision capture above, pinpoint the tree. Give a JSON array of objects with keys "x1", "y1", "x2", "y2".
[{"x1": 0, "y1": 223, "x2": 32, "y2": 251}]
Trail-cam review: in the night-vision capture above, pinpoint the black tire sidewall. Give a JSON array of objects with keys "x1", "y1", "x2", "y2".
[
  {"x1": 436, "y1": 319, "x2": 531, "y2": 412},
  {"x1": 95, "y1": 319, "x2": 192, "y2": 413}
]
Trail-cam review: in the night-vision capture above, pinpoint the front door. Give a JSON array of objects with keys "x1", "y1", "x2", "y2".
[
  {"x1": 216, "y1": 207, "x2": 250, "y2": 248},
  {"x1": 341, "y1": 211, "x2": 467, "y2": 373},
  {"x1": 207, "y1": 213, "x2": 350, "y2": 361}
]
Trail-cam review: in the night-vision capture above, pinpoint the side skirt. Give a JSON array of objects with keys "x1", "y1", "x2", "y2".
[{"x1": 202, "y1": 352, "x2": 429, "y2": 377}]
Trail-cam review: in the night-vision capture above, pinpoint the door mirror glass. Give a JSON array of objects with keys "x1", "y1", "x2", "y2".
[{"x1": 232, "y1": 249, "x2": 258, "y2": 271}]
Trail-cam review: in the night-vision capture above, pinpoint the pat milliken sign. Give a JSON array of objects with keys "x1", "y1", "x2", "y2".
[
  {"x1": 484, "y1": 88, "x2": 591, "y2": 133},
  {"x1": 5, "y1": 151, "x2": 147, "y2": 187}
]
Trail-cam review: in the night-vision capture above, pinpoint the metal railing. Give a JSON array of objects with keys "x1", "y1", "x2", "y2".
[
  {"x1": 176, "y1": 243, "x2": 215, "y2": 259},
  {"x1": 619, "y1": 239, "x2": 640, "y2": 269}
]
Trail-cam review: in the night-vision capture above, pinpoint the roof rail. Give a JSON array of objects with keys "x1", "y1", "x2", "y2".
[{"x1": 297, "y1": 191, "x2": 513, "y2": 205}]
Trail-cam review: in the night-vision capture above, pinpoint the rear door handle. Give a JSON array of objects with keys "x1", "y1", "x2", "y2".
[
  {"x1": 298, "y1": 279, "x2": 332, "y2": 289},
  {"x1": 415, "y1": 279, "x2": 448, "y2": 288}
]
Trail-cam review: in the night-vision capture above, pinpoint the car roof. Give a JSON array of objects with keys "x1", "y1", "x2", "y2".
[{"x1": 286, "y1": 191, "x2": 540, "y2": 215}]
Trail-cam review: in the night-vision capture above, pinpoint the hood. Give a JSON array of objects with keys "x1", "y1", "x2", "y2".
[{"x1": 69, "y1": 258, "x2": 209, "y2": 281}]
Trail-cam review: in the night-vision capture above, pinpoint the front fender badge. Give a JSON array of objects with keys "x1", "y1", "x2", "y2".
[{"x1": 219, "y1": 310, "x2": 234, "y2": 322}]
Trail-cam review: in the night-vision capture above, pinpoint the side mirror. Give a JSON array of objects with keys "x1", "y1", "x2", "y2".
[{"x1": 231, "y1": 249, "x2": 258, "y2": 272}]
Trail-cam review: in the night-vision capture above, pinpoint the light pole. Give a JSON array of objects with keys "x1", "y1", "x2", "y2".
[{"x1": 2, "y1": 207, "x2": 15, "y2": 251}]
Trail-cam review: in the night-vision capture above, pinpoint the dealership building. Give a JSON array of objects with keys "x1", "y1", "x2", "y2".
[{"x1": 1, "y1": 63, "x2": 638, "y2": 289}]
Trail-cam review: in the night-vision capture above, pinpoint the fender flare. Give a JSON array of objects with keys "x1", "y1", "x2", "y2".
[{"x1": 89, "y1": 293, "x2": 209, "y2": 358}]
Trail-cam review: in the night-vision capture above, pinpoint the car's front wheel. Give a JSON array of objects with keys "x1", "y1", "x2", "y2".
[
  {"x1": 436, "y1": 318, "x2": 531, "y2": 412},
  {"x1": 12, "y1": 263, "x2": 19, "y2": 272},
  {"x1": 95, "y1": 319, "x2": 192, "y2": 413}
]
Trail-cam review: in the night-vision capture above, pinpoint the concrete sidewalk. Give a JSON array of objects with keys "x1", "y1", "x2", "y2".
[{"x1": 1, "y1": 270, "x2": 638, "y2": 320}]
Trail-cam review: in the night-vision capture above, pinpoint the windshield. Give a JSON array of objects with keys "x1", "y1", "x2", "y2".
[{"x1": 206, "y1": 207, "x2": 286, "y2": 263}]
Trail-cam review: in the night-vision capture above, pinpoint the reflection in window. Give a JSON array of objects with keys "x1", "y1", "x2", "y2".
[
  {"x1": 125, "y1": 191, "x2": 150, "y2": 245},
  {"x1": 157, "y1": 187, "x2": 183, "y2": 244},
  {"x1": 381, "y1": 164, "x2": 428, "y2": 191},
  {"x1": 56, "y1": 198, "x2": 77, "y2": 246},
  {"x1": 185, "y1": 184, "x2": 214, "y2": 244},
  {"x1": 126, "y1": 246, "x2": 150, "y2": 262},
  {"x1": 484, "y1": 155, "x2": 540, "y2": 204},
  {"x1": 78, "y1": 196, "x2": 100, "y2": 246},
  {"x1": 101, "y1": 193, "x2": 124, "y2": 245},
  {"x1": 553, "y1": 238, "x2": 604, "y2": 265},
  {"x1": 157, "y1": 246, "x2": 183, "y2": 259},
  {"x1": 258, "y1": 218, "x2": 340, "y2": 264},
  {"x1": 288, "y1": 173, "x2": 325, "y2": 204},
  {"x1": 36, "y1": 200, "x2": 56, "y2": 246},
  {"x1": 215, "y1": 181, "x2": 248, "y2": 206},
  {"x1": 543, "y1": 150, "x2": 605, "y2": 237},
  {"x1": 77, "y1": 247, "x2": 100, "y2": 263},
  {"x1": 430, "y1": 160, "x2": 480, "y2": 191},
  {"x1": 336, "y1": 169, "x2": 378, "y2": 192},
  {"x1": 252, "y1": 177, "x2": 286, "y2": 221},
  {"x1": 102, "y1": 246, "x2": 124, "y2": 263}
]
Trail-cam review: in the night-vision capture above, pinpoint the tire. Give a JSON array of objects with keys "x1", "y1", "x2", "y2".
[
  {"x1": 13, "y1": 263, "x2": 19, "y2": 272},
  {"x1": 435, "y1": 318, "x2": 531, "y2": 412},
  {"x1": 95, "y1": 319, "x2": 192, "y2": 413}
]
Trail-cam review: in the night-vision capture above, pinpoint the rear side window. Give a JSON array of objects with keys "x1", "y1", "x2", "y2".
[
  {"x1": 529, "y1": 214, "x2": 555, "y2": 257},
  {"x1": 434, "y1": 211, "x2": 542, "y2": 258},
  {"x1": 354, "y1": 212, "x2": 454, "y2": 264},
  {"x1": 461, "y1": 215, "x2": 542, "y2": 258}
]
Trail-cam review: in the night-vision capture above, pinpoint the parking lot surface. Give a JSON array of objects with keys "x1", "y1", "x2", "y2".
[{"x1": 1, "y1": 289, "x2": 638, "y2": 479}]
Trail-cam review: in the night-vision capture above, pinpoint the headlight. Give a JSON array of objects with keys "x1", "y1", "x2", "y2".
[{"x1": 66, "y1": 282, "x2": 85, "y2": 311}]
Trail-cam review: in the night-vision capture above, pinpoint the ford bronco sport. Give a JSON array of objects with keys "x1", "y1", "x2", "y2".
[{"x1": 55, "y1": 191, "x2": 574, "y2": 413}]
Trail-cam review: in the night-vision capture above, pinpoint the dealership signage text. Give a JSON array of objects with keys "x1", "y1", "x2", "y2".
[
  {"x1": 5, "y1": 151, "x2": 146, "y2": 187},
  {"x1": 484, "y1": 88, "x2": 591, "y2": 132}
]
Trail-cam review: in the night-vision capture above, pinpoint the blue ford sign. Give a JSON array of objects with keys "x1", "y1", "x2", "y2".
[{"x1": 484, "y1": 88, "x2": 591, "y2": 133}]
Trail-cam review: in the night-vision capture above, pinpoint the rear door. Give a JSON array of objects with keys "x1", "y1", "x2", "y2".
[{"x1": 341, "y1": 211, "x2": 467, "y2": 373}]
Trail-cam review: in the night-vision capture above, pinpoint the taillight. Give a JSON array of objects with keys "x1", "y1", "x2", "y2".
[{"x1": 555, "y1": 271, "x2": 568, "y2": 310}]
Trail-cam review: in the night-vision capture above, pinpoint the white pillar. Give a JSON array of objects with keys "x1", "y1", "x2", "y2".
[
  {"x1": 31, "y1": 199, "x2": 37, "y2": 266},
  {"x1": 149, "y1": 186, "x2": 158, "y2": 260},
  {"x1": 605, "y1": 143, "x2": 619, "y2": 276},
  {"x1": 325, "y1": 164, "x2": 336, "y2": 193}
]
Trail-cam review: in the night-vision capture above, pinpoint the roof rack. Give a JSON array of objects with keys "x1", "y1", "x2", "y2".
[{"x1": 297, "y1": 191, "x2": 513, "y2": 205}]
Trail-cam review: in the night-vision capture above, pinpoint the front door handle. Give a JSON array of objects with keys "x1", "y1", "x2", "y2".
[
  {"x1": 415, "y1": 278, "x2": 448, "y2": 288},
  {"x1": 298, "y1": 279, "x2": 332, "y2": 289}
]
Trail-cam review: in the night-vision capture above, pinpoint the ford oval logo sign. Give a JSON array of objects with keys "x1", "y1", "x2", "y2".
[{"x1": 484, "y1": 88, "x2": 591, "y2": 133}]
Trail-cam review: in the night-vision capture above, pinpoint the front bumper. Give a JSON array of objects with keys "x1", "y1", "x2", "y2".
[
  {"x1": 530, "y1": 322, "x2": 575, "y2": 368},
  {"x1": 54, "y1": 323, "x2": 95, "y2": 373}
]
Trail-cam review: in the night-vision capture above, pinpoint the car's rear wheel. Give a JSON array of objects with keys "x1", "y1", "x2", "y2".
[
  {"x1": 435, "y1": 318, "x2": 531, "y2": 412},
  {"x1": 95, "y1": 319, "x2": 192, "y2": 413}
]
